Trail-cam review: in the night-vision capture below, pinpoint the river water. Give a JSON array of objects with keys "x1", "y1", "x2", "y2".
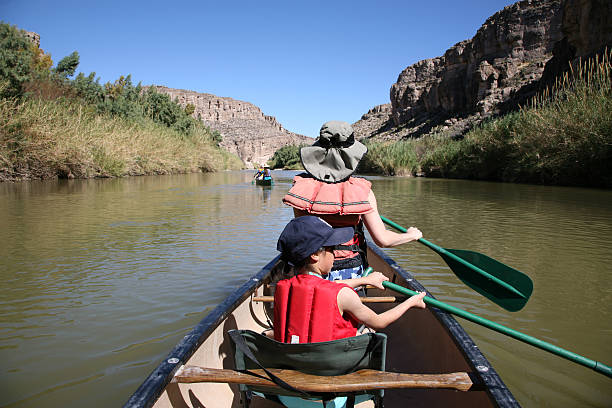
[{"x1": 1, "y1": 171, "x2": 610, "y2": 407}]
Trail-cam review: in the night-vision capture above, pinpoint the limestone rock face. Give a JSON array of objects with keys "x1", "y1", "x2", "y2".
[
  {"x1": 152, "y1": 86, "x2": 311, "y2": 167},
  {"x1": 355, "y1": 0, "x2": 611, "y2": 141},
  {"x1": 541, "y1": 0, "x2": 612, "y2": 85},
  {"x1": 562, "y1": 0, "x2": 612, "y2": 57},
  {"x1": 352, "y1": 104, "x2": 393, "y2": 139},
  {"x1": 23, "y1": 31, "x2": 40, "y2": 47},
  {"x1": 384, "y1": 0, "x2": 564, "y2": 140}
]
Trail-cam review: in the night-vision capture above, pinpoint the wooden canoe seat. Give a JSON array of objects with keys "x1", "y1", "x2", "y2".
[{"x1": 173, "y1": 366, "x2": 474, "y2": 392}]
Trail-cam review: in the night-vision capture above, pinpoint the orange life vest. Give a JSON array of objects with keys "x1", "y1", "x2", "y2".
[
  {"x1": 274, "y1": 274, "x2": 359, "y2": 343},
  {"x1": 283, "y1": 174, "x2": 373, "y2": 270},
  {"x1": 283, "y1": 174, "x2": 373, "y2": 215}
]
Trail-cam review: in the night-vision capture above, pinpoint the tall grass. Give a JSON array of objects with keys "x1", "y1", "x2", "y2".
[
  {"x1": 0, "y1": 96, "x2": 242, "y2": 181},
  {"x1": 360, "y1": 140, "x2": 419, "y2": 176},
  {"x1": 361, "y1": 50, "x2": 612, "y2": 188}
]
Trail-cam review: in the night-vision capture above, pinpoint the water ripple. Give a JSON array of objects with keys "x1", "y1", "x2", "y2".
[{"x1": 1, "y1": 173, "x2": 611, "y2": 407}]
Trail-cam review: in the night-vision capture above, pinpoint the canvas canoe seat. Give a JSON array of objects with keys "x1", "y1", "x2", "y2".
[{"x1": 229, "y1": 329, "x2": 387, "y2": 408}]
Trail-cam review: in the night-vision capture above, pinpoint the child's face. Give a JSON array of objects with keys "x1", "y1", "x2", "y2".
[{"x1": 319, "y1": 246, "x2": 335, "y2": 275}]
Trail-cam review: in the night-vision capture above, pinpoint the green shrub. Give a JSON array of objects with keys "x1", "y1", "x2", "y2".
[
  {"x1": 0, "y1": 23, "x2": 35, "y2": 99},
  {"x1": 269, "y1": 144, "x2": 305, "y2": 169},
  {"x1": 53, "y1": 51, "x2": 79, "y2": 78},
  {"x1": 72, "y1": 72, "x2": 104, "y2": 104}
]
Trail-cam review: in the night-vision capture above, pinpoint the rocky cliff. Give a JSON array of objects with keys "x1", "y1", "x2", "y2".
[
  {"x1": 151, "y1": 86, "x2": 311, "y2": 167},
  {"x1": 355, "y1": 0, "x2": 611, "y2": 141}
]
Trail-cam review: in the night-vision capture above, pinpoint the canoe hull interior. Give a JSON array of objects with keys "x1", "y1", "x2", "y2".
[{"x1": 126, "y1": 243, "x2": 518, "y2": 408}]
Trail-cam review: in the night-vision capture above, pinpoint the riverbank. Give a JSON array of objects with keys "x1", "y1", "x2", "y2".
[
  {"x1": 359, "y1": 51, "x2": 611, "y2": 188},
  {"x1": 0, "y1": 96, "x2": 243, "y2": 182},
  {"x1": 0, "y1": 23, "x2": 243, "y2": 182}
]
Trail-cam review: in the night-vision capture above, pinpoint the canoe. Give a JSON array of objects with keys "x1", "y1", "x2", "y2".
[
  {"x1": 124, "y1": 242, "x2": 519, "y2": 407},
  {"x1": 255, "y1": 178, "x2": 273, "y2": 186}
]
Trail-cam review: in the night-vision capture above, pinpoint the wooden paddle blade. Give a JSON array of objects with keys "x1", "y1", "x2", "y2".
[
  {"x1": 173, "y1": 366, "x2": 473, "y2": 392},
  {"x1": 442, "y1": 249, "x2": 533, "y2": 312}
]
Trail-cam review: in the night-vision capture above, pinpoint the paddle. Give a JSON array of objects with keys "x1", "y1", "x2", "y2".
[
  {"x1": 379, "y1": 215, "x2": 533, "y2": 312},
  {"x1": 361, "y1": 267, "x2": 612, "y2": 379}
]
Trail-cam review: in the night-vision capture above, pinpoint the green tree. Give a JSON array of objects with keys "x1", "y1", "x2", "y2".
[
  {"x1": 142, "y1": 87, "x2": 195, "y2": 134},
  {"x1": 0, "y1": 22, "x2": 35, "y2": 98},
  {"x1": 97, "y1": 75, "x2": 144, "y2": 120},
  {"x1": 53, "y1": 51, "x2": 79, "y2": 78},
  {"x1": 269, "y1": 144, "x2": 305, "y2": 169},
  {"x1": 72, "y1": 72, "x2": 104, "y2": 104}
]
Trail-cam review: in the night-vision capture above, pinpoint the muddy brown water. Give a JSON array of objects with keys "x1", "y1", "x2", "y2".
[{"x1": 1, "y1": 171, "x2": 610, "y2": 407}]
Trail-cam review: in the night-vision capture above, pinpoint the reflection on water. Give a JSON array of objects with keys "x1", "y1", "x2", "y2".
[{"x1": 0, "y1": 173, "x2": 611, "y2": 407}]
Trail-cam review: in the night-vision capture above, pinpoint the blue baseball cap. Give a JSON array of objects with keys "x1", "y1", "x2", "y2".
[{"x1": 277, "y1": 216, "x2": 354, "y2": 265}]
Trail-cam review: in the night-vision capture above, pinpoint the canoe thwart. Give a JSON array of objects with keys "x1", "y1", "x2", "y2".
[
  {"x1": 252, "y1": 296, "x2": 400, "y2": 304},
  {"x1": 172, "y1": 366, "x2": 473, "y2": 392}
]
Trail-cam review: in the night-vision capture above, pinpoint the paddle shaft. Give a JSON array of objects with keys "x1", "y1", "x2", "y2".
[
  {"x1": 376, "y1": 277, "x2": 612, "y2": 379},
  {"x1": 380, "y1": 215, "x2": 525, "y2": 299}
]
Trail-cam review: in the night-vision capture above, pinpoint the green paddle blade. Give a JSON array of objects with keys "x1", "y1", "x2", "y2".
[
  {"x1": 441, "y1": 249, "x2": 533, "y2": 312},
  {"x1": 379, "y1": 215, "x2": 533, "y2": 312}
]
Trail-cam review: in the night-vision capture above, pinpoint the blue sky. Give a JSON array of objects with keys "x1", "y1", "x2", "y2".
[{"x1": 4, "y1": 0, "x2": 517, "y2": 137}]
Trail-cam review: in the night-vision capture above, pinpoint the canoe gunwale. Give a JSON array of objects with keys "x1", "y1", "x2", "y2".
[
  {"x1": 123, "y1": 255, "x2": 281, "y2": 408},
  {"x1": 367, "y1": 244, "x2": 519, "y2": 407}
]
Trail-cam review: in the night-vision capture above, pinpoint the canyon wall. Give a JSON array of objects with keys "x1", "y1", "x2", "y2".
[
  {"x1": 355, "y1": 0, "x2": 611, "y2": 141},
  {"x1": 152, "y1": 86, "x2": 311, "y2": 167}
]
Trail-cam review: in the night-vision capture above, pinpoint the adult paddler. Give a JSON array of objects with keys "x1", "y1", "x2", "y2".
[{"x1": 282, "y1": 120, "x2": 423, "y2": 282}]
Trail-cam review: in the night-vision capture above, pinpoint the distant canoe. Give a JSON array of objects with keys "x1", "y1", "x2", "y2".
[
  {"x1": 255, "y1": 177, "x2": 273, "y2": 186},
  {"x1": 124, "y1": 243, "x2": 518, "y2": 407}
]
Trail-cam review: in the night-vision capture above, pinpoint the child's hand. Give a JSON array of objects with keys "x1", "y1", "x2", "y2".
[
  {"x1": 410, "y1": 291, "x2": 427, "y2": 309},
  {"x1": 366, "y1": 271, "x2": 389, "y2": 289}
]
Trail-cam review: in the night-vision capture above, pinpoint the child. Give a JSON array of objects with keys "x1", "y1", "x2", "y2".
[{"x1": 274, "y1": 216, "x2": 426, "y2": 344}]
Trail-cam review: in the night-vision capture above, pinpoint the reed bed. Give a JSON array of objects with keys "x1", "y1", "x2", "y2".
[{"x1": 0, "y1": 96, "x2": 242, "y2": 181}]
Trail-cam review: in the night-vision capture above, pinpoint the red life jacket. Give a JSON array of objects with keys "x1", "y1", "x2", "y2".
[
  {"x1": 274, "y1": 274, "x2": 359, "y2": 343},
  {"x1": 283, "y1": 174, "x2": 373, "y2": 270}
]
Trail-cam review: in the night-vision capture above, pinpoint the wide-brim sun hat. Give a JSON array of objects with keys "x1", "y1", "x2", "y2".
[{"x1": 300, "y1": 121, "x2": 367, "y2": 183}]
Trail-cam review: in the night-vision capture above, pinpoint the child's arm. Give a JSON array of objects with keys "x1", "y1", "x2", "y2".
[
  {"x1": 338, "y1": 287, "x2": 426, "y2": 330},
  {"x1": 335, "y1": 271, "x2": 388, "y2": 289}
]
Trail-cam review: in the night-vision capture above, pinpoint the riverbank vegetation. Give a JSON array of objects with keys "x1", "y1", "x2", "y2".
[
  {"x1": 359, "y1": 50, "x2": 611, "y2": 188},
  {"x1": 268, "y1": 144, "x2": 305, "y2": 170},
  {"x1": 0, "y1": 23, "x2": 242, "y2": 182}
]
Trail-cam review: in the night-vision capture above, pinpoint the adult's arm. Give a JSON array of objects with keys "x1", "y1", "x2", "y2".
[{"x1": 362, "y1": 190, "x2": 422, "y2": 247}]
